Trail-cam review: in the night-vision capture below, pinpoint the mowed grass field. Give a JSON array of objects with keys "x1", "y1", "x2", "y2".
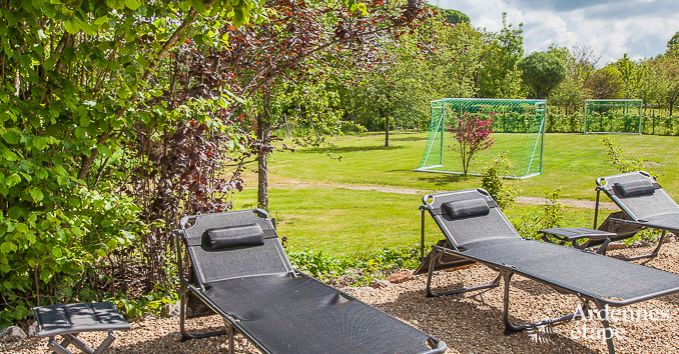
[{"x1": 234, "y1": 132, "x2": 679, "y2": 255}]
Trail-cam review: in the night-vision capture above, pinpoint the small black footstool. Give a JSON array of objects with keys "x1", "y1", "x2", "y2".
[{"x1": 33, "y1": 302, "x2": 129, "y2": 354}]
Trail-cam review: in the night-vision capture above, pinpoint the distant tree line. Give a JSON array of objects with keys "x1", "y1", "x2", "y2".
[{"x1": 320, "y1": 7, "x2": 679, "y2": 138}]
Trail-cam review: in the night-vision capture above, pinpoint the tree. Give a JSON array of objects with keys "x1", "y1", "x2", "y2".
[
  {"x1": 634, "y1": 60, "x2": 662, "y2": 112},
  {"x1": 341, "y1": 6, "x2": 481, "y2": 146},
  {"x1": 585, "y1": 66, "x2": 624, "y2": 99},
  {"x1": 440, "y1": 9, "x2": 470, "y2": 24},
  {"x1": 450, "y1": 113, "x2": 495, "y2": 175},
  {"x1": 667, "y1": 31, "x2": 679, "y2": 56},
  {"x1": 477, "y1": 13, "x2": 525, "y2": 98},
  {"x1": 572, "y1": 45, "x2": 602, "y2": 81},
  {"x1": 520, "y1": 48, "x2": 567, "y2": 98},
  {"x1": 615, "y1": 53, "x2": 640, "y2": 98},
  {"x1": 210, "y1": 0, "x2": 428, "y2": 208},
  {"x1": 0, "y1": 0, "x2": 260, "y2": 323},
  {"x1": 656, "y1": 55, "x2": 679, "y2": 116},
  {"x1": 549, "y1": 77, "x2": 585, "y2": 113}
]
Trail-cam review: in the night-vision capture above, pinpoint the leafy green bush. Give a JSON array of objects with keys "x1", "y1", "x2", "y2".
[
  {"x1": 481, "y1": 155, "x2": 517, "y2": 209},
  {"x1": 113, "y1": 287, "x2": 179, "y2": 320},
  {"x1": 340, "y1": 121, "x2": 368, "y2": 134},
  {"x1": 0, "y1": 184, "x2": 146, "y2": 324},
  {"x1": 287, "y1": 246, "x2": 420, "y2": 286},
  {"x1": 514, "y1": 189, "x2": 563, "y2": 241},
  {"x1": 0, "y1": 0, "x2": 258, "y2": 325}
]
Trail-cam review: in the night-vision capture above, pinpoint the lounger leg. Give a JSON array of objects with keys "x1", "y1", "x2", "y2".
[
  {"x1": 48, "y1": 336, "x2": 73, "y2": 354},
  {"x1": 179, "y1": 288, "x2": 191, "y2": 341},
  {"x1": 501, "y1": 272, "x2": 575, "y2": 335},
  {"x1": 227, "y1": 323, "x2": 235, "y2": 354},
  {"x1": 425, "y1": 248, "x2": 501, "y2": 298},
  {"x1": 56, "y1": 333, "x2": 95, "y2": 354},
  {"x1": 93, "y1": 331, "x2": 117, "y2": 354},
  {"x1": 420, "y1": 208, "x2": 426, "y2": 260},
  {"x1": 56, "y1": 332, "x2": 76, "y2": 351},
  {"x1": 594, "y1": 301, "x2": 616, "y2": 354},
  {"x1": 595, "y1": 238, "x2": 611, "y2": 255},
  {"x1": 625, "y1": 230, "x2": 667, "y2": 260},
  {"x1": 647, "y1": 230, "x2": 667, "y2": 258},
  {"x1": 179, "y1": 288, "x2": 227, "y2": 341},
  {"x1": 48, "y1": 331, "x2": 117, "y2": 354}
]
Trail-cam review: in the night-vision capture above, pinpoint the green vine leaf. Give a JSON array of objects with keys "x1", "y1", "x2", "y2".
[{"x1": 124, "y1": 0, "x2": 141, "y2": 10}]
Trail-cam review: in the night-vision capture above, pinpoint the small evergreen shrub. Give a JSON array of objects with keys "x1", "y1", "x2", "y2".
[{"x1": 481, "y1": 155, "x2": 517, "y2": 209}]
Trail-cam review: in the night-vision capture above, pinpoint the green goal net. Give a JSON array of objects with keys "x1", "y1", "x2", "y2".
[
  {"x1": 584, "y1": 99, "x2": 642, "y2": 134},
  {"x1": 416, "y1": 98, "x2": 546, "y2": 179}
]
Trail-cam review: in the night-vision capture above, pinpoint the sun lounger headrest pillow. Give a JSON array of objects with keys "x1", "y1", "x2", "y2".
[
  {"x1": 442, "y1": 198, "x2": 491, "y2": 219},
  {"x1": 614, "y1": 180, "x2": 657, "y2": 197},
  {"x1": 206, "y1": 224, "x2": 265, "y2": 249}
]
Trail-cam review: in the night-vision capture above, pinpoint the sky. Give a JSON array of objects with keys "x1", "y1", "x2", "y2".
[{"x1": 436, "y1": 0, "x2": 679, "y2": 64}]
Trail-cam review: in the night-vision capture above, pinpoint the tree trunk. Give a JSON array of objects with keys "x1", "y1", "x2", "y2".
[
  {"x1": 283, "y1": 113, "x2": 291, "y2": 137},
  {"x1": 384, "y1": 116, "x2": 390, "y2": 147},
  {"x1": 257, "y1": 92, "x2": 272, "y2": 210}
]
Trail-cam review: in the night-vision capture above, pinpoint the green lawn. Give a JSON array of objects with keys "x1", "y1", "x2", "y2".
[
  {"x1": 266, "y1": 132, "x2": 679, "y2": 200},
  {"x1": 230, "y1": 131, "x2": 679, "y2": 255},
  {"x1": 234, "y1": 187, "x2": 598, "y2": 255},
  {"x1": 419, "y1": 132, "x2": 544, "y2": 178}
]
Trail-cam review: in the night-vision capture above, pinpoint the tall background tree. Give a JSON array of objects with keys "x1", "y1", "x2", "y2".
[
  {"x1": 476, "y1": 13, "x2": 525, "y2": 98},
  {"x1": 585, "y1": 65, "x2": 624, "y2": 99},
  {"x1": 520, "y1": 47, "x2": 567, "y2": 98},
  {"x1": 343, "y1": 5, "x2": 482, "y2": 146}
]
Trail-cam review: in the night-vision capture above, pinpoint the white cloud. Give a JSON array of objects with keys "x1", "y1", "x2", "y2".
[{"x1": 435, "y1": 0, "x2": 679, "y2": 64}]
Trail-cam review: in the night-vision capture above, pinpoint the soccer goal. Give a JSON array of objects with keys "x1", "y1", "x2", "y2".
[
  {"x1": 416, "y1": 98, "x2": 546, "y2": 179},
  {"x1": 584, "y1": 99, "x2": 643, "y2": 134}
]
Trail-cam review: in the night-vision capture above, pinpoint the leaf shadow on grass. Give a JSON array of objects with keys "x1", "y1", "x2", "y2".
[
  {"x1": 416, "y1": 173, "x2": 468, "y2": 187},
  {"x1": 390, "y1": 136, "x2": 429, "y2": 142},
  {"x1": 298, "y1": 145, "x2": 405, "y2": 154},
  {"x1": 378, "y1": 287, "x2": 599, "y2": 354}
]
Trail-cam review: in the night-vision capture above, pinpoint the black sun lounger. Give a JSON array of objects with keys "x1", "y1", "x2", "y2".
[
  {"x1": 175, "y1": 209, "x2": 446, "y2": 354},
  {"x1": 593, "y1": 171, "x2": 679, "y2": 259},
  {"x1": 420, "y1": 189, "x2": 679, "y2": 354}
]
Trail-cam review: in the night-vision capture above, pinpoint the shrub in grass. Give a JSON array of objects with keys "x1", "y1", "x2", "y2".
[
  {"x1": 601, "y1": 136, "x2": 646, "y2": 173},
  {"x1": 481, "y1": 155, "x2": 517, "y2": 209},
  {"x1": 449, "y1": 112, "x2": 495, "y2": 175},
  {"x1": 514, "y1": 189, "x2": 563, "y2": 241}
]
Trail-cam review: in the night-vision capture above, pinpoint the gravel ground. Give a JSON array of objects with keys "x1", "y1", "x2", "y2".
[{"x1": 3, "y1": 241, "x2": 678, "y2": 354}]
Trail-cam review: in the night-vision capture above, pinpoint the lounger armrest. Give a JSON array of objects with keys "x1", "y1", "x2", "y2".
[
  {"x1": 173, "y1": 229, "x2": 193, "y2": 289},
  {"x1": 609, "y1": 217, "x2": 648, "y2": 225},
  {"x1": 539, "y1": 228, "x2": 615, "y2": 242}
]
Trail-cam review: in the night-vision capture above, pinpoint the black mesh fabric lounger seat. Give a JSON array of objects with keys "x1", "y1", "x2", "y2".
[
  {"x1": 175, "y1": 209, "x2": 446, "y2": 354},
  {"x1": 419, "y1": 189, "x2": 679, "y2": 354},
  {"x1": 33, "y1": 302, "x2": 130, "y2": 354},
  {"x1": 593, "y1": 171, "x2": 679, "y2": 259}
]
